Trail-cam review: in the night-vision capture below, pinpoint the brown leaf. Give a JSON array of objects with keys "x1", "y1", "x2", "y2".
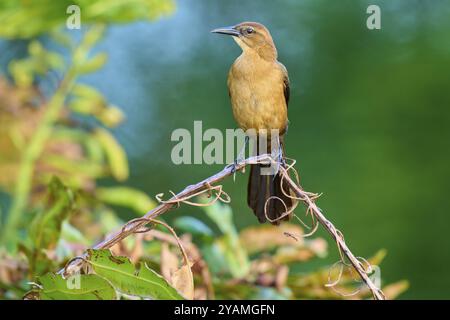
[
  {"x1": 275, "y1": 265, "x2": 289, "y2": 291},
  {"x1": 368, "y1": 249, "x2": 387, "y2": 266},
  {"x1": 239, "y1": 223, "x2": 304, "y2": 254},
  {"x1": 151, "y1": 230, "x2": 213, "y2": 299},
  {"x1": 194, "y1": 287, "x2": 208, "y2": 300},
  {"x1": 0, "y1": 253, "x2": 27, "y2": 285},
  {"x1": 172, "y1": 261, "x2": 195, "y2": 300},
  {"x1": 129, "y1": 233, "x2": 144, "y2": 263},
  {"x1": 110, "y1": 242, "x2": 127, "y2": 257},
  {"x1": 274, "y1": 247, "x2": 314, "y2": 264},
  {"x1": 150, "y1": 220, "x2": 194, "y2": 300},
  {"x1": 306, "y1": 238, "x2": 328, "y2": 257},
  {"x1": 160, "y1": 242, "x2": 179, "y2": 281},
  {"x1": 383, "y1": 280, "x2": 409, "y2": 299}
]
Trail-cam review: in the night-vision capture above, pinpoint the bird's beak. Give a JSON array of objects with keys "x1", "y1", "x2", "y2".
[{"x1": 211, "y1": 25, "x2": 240, "y2": 37}]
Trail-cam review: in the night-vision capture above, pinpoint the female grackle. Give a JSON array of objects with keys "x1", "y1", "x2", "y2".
[{"x1": 212, "y1": 22, "x2": 295, "y2": 224}]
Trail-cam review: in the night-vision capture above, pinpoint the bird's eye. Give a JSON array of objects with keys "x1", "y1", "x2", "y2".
[{"x1": 246, "y1": 27, "x2": 254, "y2": 34}]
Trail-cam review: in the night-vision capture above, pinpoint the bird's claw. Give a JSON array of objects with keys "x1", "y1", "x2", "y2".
[
  {"x1": 277, "y1": 144, "x2": 287, "y2": 168},
  {"x1": 226, "y1": 159, "x2": 239, "y2": 174},
  {"x1": 231, "y1": 160, "x2": 238, "y2": 174}
]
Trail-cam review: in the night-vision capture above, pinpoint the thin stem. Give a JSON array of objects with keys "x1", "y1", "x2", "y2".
[{"x1": 278, "y1": 167, "x2": 385, "y2": 300}]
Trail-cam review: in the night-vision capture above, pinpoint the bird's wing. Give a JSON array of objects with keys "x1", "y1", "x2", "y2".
[
  {"x1": 227, "y1": 63, "x2": 236, "y2": 98},
  {"x1": 278, "y1": 62, "x2": 290, "y2": 108}
]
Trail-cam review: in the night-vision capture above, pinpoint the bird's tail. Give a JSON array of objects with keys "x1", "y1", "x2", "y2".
[{"x1": 247, "y1": 163, "x2": 294, "y2": 225}]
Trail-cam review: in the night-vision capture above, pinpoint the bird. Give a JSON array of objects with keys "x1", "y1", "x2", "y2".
[{"x1": 211, "y1": 22, "x2": 295, "y2": 225}]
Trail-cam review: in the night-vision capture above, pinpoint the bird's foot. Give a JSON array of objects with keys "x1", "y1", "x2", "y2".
[
  {"x1": 226, "y1": 157, "x2": 245, "y2": 182},
  {"x1": 279, "y1": 154, "x2": 287, "y2": 168},
  {"x1": 276, "y1": 143, "x2": 287, "y2": 168},
  {"x1": 227, "y1": 159, "x2": 238, "y2": 174},
  {"x1": 232, "y1": 161, "x2": 239, "y2": 182}
]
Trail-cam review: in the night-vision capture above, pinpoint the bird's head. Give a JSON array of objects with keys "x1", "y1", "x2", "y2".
[{"x1": 211, "y1": 22, "x2": 277, "y2": 61}]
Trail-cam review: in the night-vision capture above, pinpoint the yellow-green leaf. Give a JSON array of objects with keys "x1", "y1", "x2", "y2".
[
  {"x1": 96, "y1": 186, "x2": 156, "y2": 214},
  {"x1": 29, "y1": 177, "x2": 75, "y2": 250},
  {"x1": 37, "y1": 273, "x2": 116, "y2": 300},
  {"x1": 94, "y1": 128, "x2": 129, "y2": 181},
  {"x1": 78, "y1": 52, "x2": 108, "y2": 74},
  {"x1": 87, "y1": 249, "x2": 183, "y2": 300}
]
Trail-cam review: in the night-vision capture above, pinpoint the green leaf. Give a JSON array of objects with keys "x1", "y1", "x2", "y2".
[
  {"x1": 68, "y1": 98, "x2": 101, "y2": 115},
  {"x1": 97, "y1": 208, "x2": 124, "y2": 234},
  {"x1": 200, "y1": 242, "x2": 228, "y2": 275},
  {"x1": 60, "y1": 221, "x2": 89, "y2": 245},
  {"x1": 216, "y1": 235, "x2": 250, "y2": 278},
  {"x1": 70, "y1": 84, "x2": 124, "y2": 127},
  {"x1": 9, "y1": 60, "x2": 33, "y2": 87},
  {"x1": 78, "y1": 52, "x2": 108, "y2": 74},
  {"x1": 96, "y1": 186, "x2": 156, "y2": 214},
  {"x1": 94, "y1": 128, "x2": 129, "y2": 181},
  {"x1": 86, "y1": 249, "x2": 184, "y2": 300},
  {"x1": 84, "y1": 133, "x2": 105, "y2": 163},
  {"x1": 28, "y1": 40, "x2": 64, "y2": 72},
  {"x1": 29, "y1": 177, "x2": 75, "y2": 250},
  {"x1": 71, "y1": 83, "x2": 104, "y2": 101},
  {"x1": 200, "y1": 199, "x2": 250, "y2": 278},
  {"x1": 82, "y1": 25, "x2": 106, "y2": 49},
  {"x1": 369, "y1": 249, "x2": 388, "y2": 266},
  {"x1": 97, "y1": 105, "x2": 125, "y2": 127},
  {"x1": 0, "y1": 1, "x2": 175, "y2": 39},
  {"x1": 69, "y1": 84, "x2": 104, "y2": 115},
  {"x1": 8, "y1": 41, "x2": 64, "y2": 87},
  {"x1": 43, "y1": 155, "x2": 105, "y2": 179},
  {"x1": 49, "y1": 29, "x2": 73, "y2": 48},
  {"x1": 51, "y1": 128, "x2": 104, "y2": 163},
  {"x1": 173, "y1": 216, "x2": 214, "y2": 237},
  {"x1": 201, "y1": 197, "x2": 235, "y2": 235},
  {"x1": 37, "y1": 273, "x2": 116, "y2": 300}
]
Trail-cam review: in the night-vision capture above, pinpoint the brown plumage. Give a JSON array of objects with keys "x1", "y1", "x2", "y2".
[{"x1": 212, "y1": 22, "x2": 295, "y2": 225}]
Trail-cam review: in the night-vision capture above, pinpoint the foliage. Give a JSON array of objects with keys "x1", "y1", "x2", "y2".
[
  {"x1": 176, "y1": 202, "x2": 408, "y2": 300},
  {"x1": 86, "y1": 249, "x2": 183, "y2": 300},
  {"x1": 26, "y1": 200, "x2": 408, "y2": 300},
  {"x1": 0, "y1": 29, "x2": 156, "y2": 296},
  {"x1": 0, "y1": 26, "x2": 155, "y2": 248},
  {"x1": 0, "y1": 1, "x2": 168, "y2": 298},
  {"x1": 201, "y1": 198, "x2": 250, "y2": 278},
  {"x1": 34, "y1": 273, "x2": 116, "y2": 300},
  {"x1": 0, "y1": 0, "x2": 175, "y2": 39}
]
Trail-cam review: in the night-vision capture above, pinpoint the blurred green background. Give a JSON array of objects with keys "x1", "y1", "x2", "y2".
[{"x1": 1, "y1": 0, "x2": 450, "y2": 299}]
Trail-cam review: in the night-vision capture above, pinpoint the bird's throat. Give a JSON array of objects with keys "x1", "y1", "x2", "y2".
[{"x1": 233, "y1": 37, "x2": 277, "y2": 62}]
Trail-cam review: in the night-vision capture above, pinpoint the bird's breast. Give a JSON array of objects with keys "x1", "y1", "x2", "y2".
[{"x1": 227, "y1": 56, "x2": 288, "y2": 134}]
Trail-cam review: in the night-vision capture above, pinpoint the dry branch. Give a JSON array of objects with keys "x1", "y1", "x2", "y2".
[
  {"x1": 278, "y1": 165, "x2": 385, "y2": 300},
  {"x1": 61, "y1": 154, "x2": 385, "y2": 300}
]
